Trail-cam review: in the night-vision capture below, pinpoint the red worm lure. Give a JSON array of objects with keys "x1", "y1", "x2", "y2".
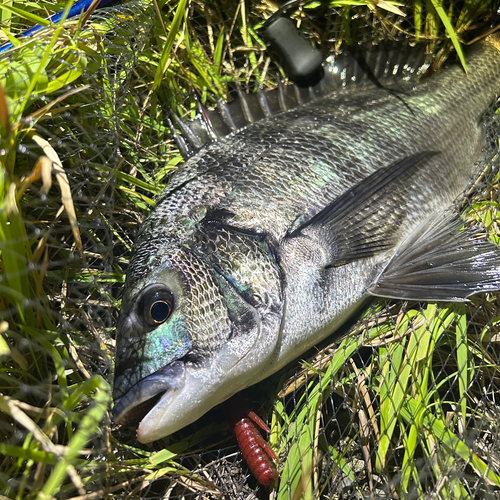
[{"x1": 225, "y1": 402, "x2": 278, "y2": 486}]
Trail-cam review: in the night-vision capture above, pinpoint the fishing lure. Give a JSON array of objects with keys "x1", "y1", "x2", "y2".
[{"x1": 225, "y1": 400, "x2": 278, "y2": 486}]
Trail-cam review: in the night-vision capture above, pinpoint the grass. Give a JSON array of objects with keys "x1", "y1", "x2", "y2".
[{"x1": 1, "y1": 0, "x2": 500, "y2": 499}]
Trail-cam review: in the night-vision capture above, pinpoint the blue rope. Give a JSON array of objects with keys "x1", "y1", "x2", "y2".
[{"x1": 0, "y1": 0, "x2": 119, "y2": 53}]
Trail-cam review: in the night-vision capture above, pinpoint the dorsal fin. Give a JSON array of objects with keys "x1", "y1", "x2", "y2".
[{"x1": 169, "y1": 43, "x2": 430, "y2": 159}]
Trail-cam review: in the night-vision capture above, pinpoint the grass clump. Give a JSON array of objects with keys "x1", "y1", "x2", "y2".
[{"x1": 1, "y1": 1, "x2": 500, "y2": 499}]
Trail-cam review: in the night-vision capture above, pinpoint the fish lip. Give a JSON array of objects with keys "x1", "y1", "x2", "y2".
[{"x1": 112, "y1": 361, "x2": 186, "y2": 425}]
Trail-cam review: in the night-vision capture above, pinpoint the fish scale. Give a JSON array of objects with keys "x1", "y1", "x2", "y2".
[
  {"x1": 113, "y1": 35, "x2": 500, "y2": 444},
  {"x1": 135, "y1": 81, "x2": 476, "y2": 253}
]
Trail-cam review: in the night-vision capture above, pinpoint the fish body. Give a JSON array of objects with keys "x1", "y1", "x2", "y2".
[{"x1": 113, "y1": 35, "x2": 500, "y2": 443}]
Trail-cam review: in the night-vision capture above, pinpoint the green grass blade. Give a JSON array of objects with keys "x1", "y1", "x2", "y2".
[
  {"x1": 153, "y1": 0, "x2": 189, "y2": 91},
  {"x1": 37, "y1": 376, "x2": 111, "y2": 500},
  {"x1": 402, "y1": 398, "x2": 500, "y2": 487},
  {"x1": 0, "y1": 3, "x2": 51, "y2": 27},
  {"x1": 214, "y1": 26, "x2": 224, "y2": 74},
  {"x1": 455, "y1": 303, "x2": 469, "y2": 431},
  {"x1": 428, "y1": 0, "x2": 467, "y2": 72}
]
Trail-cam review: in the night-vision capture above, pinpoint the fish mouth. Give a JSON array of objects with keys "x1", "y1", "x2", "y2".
[{"x1": 112, "y1": 361, "x2": 186, "y2": 426}]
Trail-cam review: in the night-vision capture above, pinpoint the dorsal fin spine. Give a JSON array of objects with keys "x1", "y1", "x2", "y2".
[
  {"x1": 218, "y1": 100, "x2": 238, "y2": 131},
  {"x1": 293, "y1": 84, "x2": 303, "y2": 105},
  {"x1": 167, "y1": 116, "x2": 194, "y2": 159},
  {"x1": 277, "y1": 78, "x2": 288, "y2": 111},
  {"x1": 197, "y1": 101, "x2": 219, "y2": 141},
  {"x1": 172, "y1": 112, "x2": 203, "y2": 150},
  {"x1": 257, "y1": 88, "x2": 272, "y2": 117},
  {"x1": 236, "y1": 85, "x2": 261, "y2": 123},
  {"x1": 168, "y1": 44, "x2": 429, "y2": 158}
]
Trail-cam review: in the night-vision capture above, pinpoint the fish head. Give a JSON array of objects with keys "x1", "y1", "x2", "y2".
[{"x1": 112, "y1": 220, "x2": 284, "y2": 443}]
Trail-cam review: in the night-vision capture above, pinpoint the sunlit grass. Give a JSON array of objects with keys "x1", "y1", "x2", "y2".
[{"x1": 1, "y1": 0, "x2": 500, "y2": 499}]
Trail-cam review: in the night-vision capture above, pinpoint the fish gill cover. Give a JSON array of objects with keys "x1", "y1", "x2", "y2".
[{"x1": 1, "y1": 1, "x2": 500, "y2": 499}]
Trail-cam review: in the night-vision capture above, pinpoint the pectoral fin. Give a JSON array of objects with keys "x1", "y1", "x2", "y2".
[
  {"x1": 289, "y1": 151, "x2": 437, "y2": 266},
  {"x1": 370, "y1": 212, "x2": 500, "y2": 301}
]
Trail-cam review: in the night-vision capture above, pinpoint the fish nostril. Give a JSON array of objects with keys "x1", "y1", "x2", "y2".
[
  {"x1": 114, "y1": 316, "x2": 134, "y2": 347},
  {"x1": 119, "y1": 315, "x2": 134, "y2": 336},
  {"x1": 113, "y1": 365, "x2": 132, "y2": 390}
]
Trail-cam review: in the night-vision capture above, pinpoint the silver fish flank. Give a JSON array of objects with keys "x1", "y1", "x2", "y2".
[{"x1": 113, "y1": 34, "x2": 500, "y2": 443}]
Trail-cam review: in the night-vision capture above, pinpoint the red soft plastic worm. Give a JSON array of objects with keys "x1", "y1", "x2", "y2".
[{"x1": 225, "y1": 402, "x2": 278, "y2": 486}]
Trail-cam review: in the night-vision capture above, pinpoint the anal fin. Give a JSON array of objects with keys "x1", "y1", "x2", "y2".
[{"x1": 370, "y1": 212, "x2": 500, "y2": 301}]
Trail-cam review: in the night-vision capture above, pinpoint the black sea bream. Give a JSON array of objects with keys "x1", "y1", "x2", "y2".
[{"x1": 113, "y1": 34, "x2": 500, "y2": 443}]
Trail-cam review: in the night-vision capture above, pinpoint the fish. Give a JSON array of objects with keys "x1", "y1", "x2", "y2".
[{"x1": 112, "y1": 33, "x2": 500, "y2": 444}]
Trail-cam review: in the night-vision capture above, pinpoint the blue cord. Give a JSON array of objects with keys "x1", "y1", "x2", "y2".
[{"x1": 0, "y1": 0, "x2": 119, "y2": 54}]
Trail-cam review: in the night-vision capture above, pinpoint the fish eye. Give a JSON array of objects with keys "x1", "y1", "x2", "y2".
[{"x1": 138, "y1": 286, "x2": 174, "y2": 327}]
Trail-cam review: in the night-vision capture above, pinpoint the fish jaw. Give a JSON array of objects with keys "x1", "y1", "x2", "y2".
[
  {"x1": 136, "y1": 321, "x2": 281, "y2": 443},
  {"x1": 113, "y1": 361, "x2": 186, "y2": 425},
  {"x1": 114, "y1": 303, "x2": 283, "y2": 442},
  {"x1": 135, "y1": 362, "x2": 236, "y2": 443}
]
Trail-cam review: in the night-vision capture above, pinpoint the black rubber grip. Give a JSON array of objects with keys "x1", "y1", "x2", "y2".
[{"x1": 264, "y1": 17, "x2": 323, "y2": 87}]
